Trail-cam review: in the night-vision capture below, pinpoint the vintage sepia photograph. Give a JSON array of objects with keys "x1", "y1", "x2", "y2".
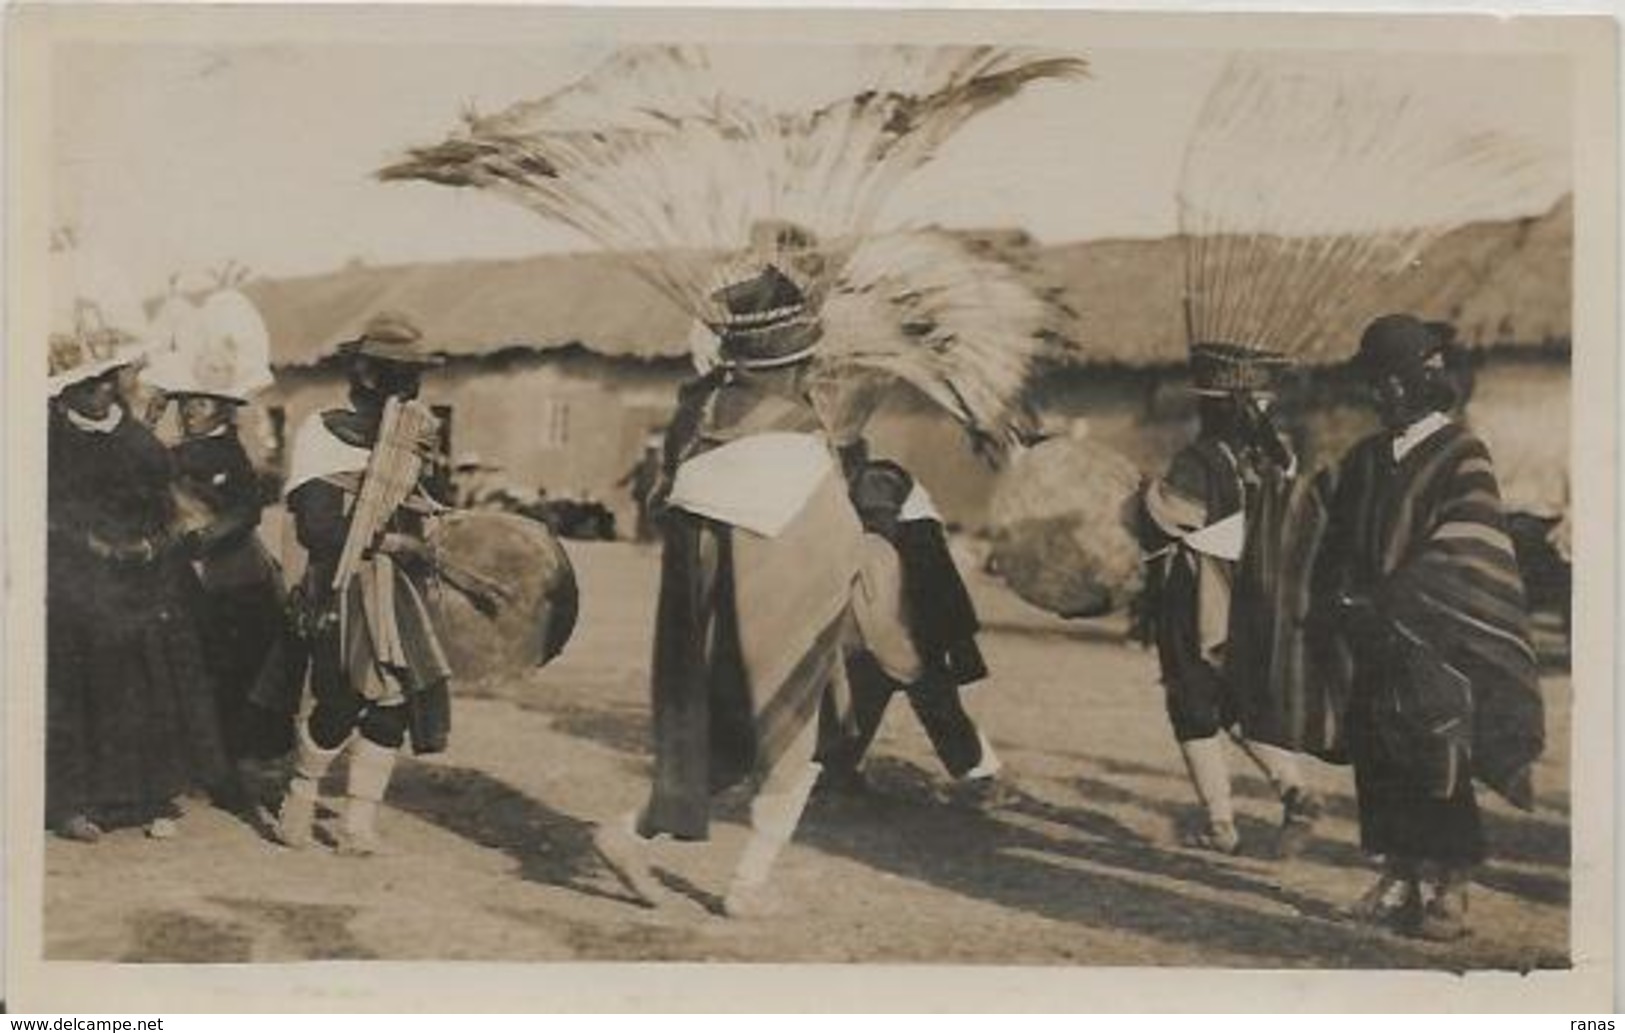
[{"x1": 4, "y1": 2, "x2": 1617, "y2": 1013}]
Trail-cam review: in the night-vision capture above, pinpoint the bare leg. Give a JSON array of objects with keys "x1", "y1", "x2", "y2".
[
  {"x1": 1234, "y1": 735, "x2": 1323, "y2": 858},
  {"x1": 1234, "y1": 737, "x2": 1304, "y2": 796}
]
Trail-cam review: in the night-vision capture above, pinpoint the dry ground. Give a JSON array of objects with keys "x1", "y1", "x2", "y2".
[{"x1": 45, "y1": 541, "x2": 1572, "y2": 969}]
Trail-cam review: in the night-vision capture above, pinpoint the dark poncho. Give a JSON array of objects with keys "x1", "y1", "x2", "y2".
[
  {"x1": 1311, "y1": 421, "x2": 1544, "y2": 810},
  {"x1": 1139, "y1": 436, "x2": 1302, "y2": 747},
  {"x1": 172, "y1": 430, "x2": 297, "y2": 759},
  {"x1": 47, "y1": 408, "x2": 228, "y2": 822},
  {"x1": 286, "y1": 409, "x2": 452, "y2": 754}
]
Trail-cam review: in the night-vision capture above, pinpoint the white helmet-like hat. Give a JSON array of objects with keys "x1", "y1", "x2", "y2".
[{"x1": 143, "y1": 287, "x2": 274, "y2": 401}]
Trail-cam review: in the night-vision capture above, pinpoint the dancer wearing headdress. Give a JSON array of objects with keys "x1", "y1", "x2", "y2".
[
  {"x1": 1311, "y1": 314, "x2": 1544, "y2": 940},
  {"x1": 592, "y1": 266, "x2": 866, "y2": 917},
  {"x1": 1139, "y1": 343, "x2": 1323, "y2": 857}
]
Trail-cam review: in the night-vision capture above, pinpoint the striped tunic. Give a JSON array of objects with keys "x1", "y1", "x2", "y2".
[{"x1": 1315, "y1": 420, "x2": 1544, "y2": 815}]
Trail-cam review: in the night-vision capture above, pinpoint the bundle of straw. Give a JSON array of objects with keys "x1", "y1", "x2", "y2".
[
  {"x1": 988, "y1": 435, "x2": 1144, "y2": 618},
  {"x1": 426, "y1": 511, "x2": 579, "y2": 684}
]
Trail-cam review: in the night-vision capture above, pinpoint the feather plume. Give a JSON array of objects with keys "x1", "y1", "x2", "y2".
[
  {"x1": 1178, "y1": 54, "x2": 1565, "y2": 362},
  {"x1": 380, "y1": 45, "x2": 1086, "y2": 448}
]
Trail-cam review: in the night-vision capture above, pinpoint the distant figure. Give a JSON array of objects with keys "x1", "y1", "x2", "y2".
[
  {"x1": 617, "y1": 433, "x2": 665, "y2": 543},
  {"x1": 1139, "y1": 343, "x2": 1323, "y2": 858},
  {"x1": 1311, "y1": 314, "x2": 1544, "y2": 940},
  {"x1": 46, "y1": 335, "x2": 228, "y2": 842},
  {"x1": 818, "y1": 449, "x2": 1005, "y2": 807}
]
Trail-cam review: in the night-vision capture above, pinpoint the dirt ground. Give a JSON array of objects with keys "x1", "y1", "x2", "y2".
[{"x1": 45, "y1": 541, "x2": 1572, "y2": 970}]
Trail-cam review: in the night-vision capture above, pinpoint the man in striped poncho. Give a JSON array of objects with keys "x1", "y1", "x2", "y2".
[{"x1": 1312, "y1": 313, "x2": 1545, "y2": 941}]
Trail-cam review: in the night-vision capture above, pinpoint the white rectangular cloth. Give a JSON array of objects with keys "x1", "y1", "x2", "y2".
[{"x1": 667, "y1": 432, "x2": 836, "y2": 538}]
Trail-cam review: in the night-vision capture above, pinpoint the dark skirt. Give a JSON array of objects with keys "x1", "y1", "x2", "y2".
[
  {"x1": 47, "y1": 561, "x2": 230, "y2": 825},
  {"x1": 1346, "y1": 678, "x2": 1486, "y2": 867},
  {"x1": 193, "y1": 571, "x2": 296, "y2": 761}
]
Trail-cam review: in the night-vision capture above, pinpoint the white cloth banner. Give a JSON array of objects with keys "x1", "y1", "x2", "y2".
[{"x1": 667, "y1": 431, "x2": 835, "y2": 538}]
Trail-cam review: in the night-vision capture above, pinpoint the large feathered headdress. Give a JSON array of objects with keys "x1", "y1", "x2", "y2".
[
  {"x1": 379, "y1": 44, "x2": 1085, "y2": 451},
  {"x1": 1178, "y1": 54, "x2": 1565, "y2": 364}
]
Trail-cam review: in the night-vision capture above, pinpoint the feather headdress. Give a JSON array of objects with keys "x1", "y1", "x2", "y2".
[
  {"x1": 380, "y1": 44, "x2": 1085, "y2": 449},
  {"x1": 1178, "y1": 54, "x2": 1565, "y2": 363}
]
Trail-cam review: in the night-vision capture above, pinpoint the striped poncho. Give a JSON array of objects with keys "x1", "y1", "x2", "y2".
[{"x1": 1312, "y1": 419, "x2": 1544, "y2": 809}]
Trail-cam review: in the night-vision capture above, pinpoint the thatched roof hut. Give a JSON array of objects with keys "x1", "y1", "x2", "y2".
[
  {"x1": 1037, "y1": 193, "x2": 1571, "y2": 367},
  {"x1": 242, "y1": 195, "x2": 1571, "y2": 373}
]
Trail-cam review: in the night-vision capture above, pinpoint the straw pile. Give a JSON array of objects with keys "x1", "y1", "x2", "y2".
[
  {"x1": 427, "y1": 511, "x2": 579, "y2": 684},
  {"x1": 988, "y1": 435, "x2": 1144, "y2": 619}
]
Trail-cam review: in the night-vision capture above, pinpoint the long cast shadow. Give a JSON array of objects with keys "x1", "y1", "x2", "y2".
[
  {"x1": 800, "y1": 758, "x2": 1546, "y2": 970},
  {"x1": 536, "y1": 700, "x2": 652, "y2": 760},
  {"x1": 389, "y1": 760, "x2": 640, "y2": 906}
]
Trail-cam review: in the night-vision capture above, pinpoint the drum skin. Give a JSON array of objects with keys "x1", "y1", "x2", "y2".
[
  {"x1": 987, "y1": 436, "x2": 1145, "y2": 619},
  {"x1": 426, "y1": 511, "x2": 579, "y2": 682}
]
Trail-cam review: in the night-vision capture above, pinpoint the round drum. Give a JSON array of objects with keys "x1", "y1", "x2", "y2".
[
  {"x1": 426, "y1": 511, "x2": 579, "y2": 682},
  {"x1": 987, "y1": 436, "x2": 1145, "y2": 619}
]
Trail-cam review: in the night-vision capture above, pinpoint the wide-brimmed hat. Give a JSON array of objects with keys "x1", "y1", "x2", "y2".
[
  {"x1": 143, "y1": 341, "x2": 272, "y2": 403},
  {"x1": 707, "y1": 265, "x2": 823, "y2": 369},
  {"x1": 336, "y1": 311, "x2": 443, "y2": 367},
  {"x1": 1354, "y1": 313, "x2": 1445, "y2": 380},
  {"x1": 144, "y1": 287, "x2": 275, "y2": 401},
  {"x1": 47, "y1": 331, "x2": 137, "y2": 398},
  {"x1": 1188, "y1": 342, "x2": 1291, "y2": 396}
]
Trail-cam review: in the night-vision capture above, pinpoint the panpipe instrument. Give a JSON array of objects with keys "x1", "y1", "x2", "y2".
[{"x1": 332, "y1": 396, "x2": 440, "y2": 593}]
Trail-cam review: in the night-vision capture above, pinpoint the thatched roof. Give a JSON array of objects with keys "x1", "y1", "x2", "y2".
[
  {"x1": 245, "y1": 252, "x2": 690, "y2": 368},
  {"x1": 251, "y1": 195, "x2": 1570, "y2": 370},
  {"x1": 1040, "y1": 194, "x2": 1572, "y2": 366}
]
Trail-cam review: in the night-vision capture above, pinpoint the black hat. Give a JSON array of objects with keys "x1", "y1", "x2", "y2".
[
  {"x1": 708, "y1": 265, "x2": 823, "y2": 369},
  {"x1": 336, "y1": 311, "x2": 443, "y2": 367},
  {"x1": 1355, "y1": 313, "x2": 1445, "y2": 380},
  {"x1": 1189, "y1": 342, "x2": 1291, "y2": 396}
]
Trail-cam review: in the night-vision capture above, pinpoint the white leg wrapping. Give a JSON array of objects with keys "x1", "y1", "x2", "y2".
[
  {"x1": 275, "y1": 721, "x2": 345, "y2": 848},
  {"x1": 1178, "y1": 735, "x2": 1234, "y2": 826},
  {"x1": 341, "y1": 737, "x2": 398, "y2": 854}
]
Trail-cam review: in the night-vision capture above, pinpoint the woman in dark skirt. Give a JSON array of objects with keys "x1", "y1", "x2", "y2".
[
  {"x1": 167, "y1": 390, "x2": 297, "y2": 804},
  {"x1": 46, "y1": 337, "x2": 229, "y2": 841}
]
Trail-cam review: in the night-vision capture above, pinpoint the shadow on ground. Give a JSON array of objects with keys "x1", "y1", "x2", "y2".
[
  {"x1": 800, "y1": 756, "x2": 1562, "y2": 970},
  {"x1": 389, "y1": 761, "x2": 639, "y2": 906}
]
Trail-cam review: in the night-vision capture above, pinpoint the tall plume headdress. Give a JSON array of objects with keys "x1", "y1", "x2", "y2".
[
  {"x1": 1178, "y1": 54, "x2": 1566, "y2": 364},
  {"x1": 380, "y1": 45, "x2": 1086, "y2": 449}
]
